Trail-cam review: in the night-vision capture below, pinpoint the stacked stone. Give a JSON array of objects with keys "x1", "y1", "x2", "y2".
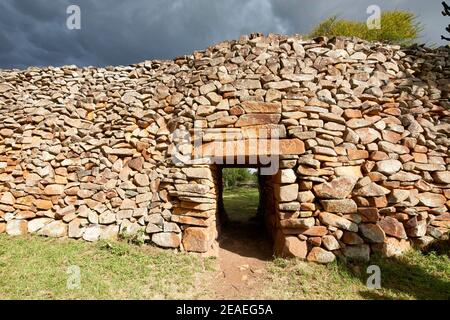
[
  {"x1": 0, "y1": 62, "x2": 184, "y2": 247},
  {"x1": 170, "y1": 166, "x2": 218, "y2": 252},
  {"x1": 0, "y1": 33, "x2": 449, "y2": 261}
]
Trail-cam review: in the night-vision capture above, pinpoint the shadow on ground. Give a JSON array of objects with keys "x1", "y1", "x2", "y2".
[
  {"x1": 219, "y1": 186, "x2": 273, "y2": 261},
  {"x1": 218, "y1": 220, "x2": 273, "y2": 261},
  {"x1": 338, "y1": 239, "x2": 450, "y2": 300}
]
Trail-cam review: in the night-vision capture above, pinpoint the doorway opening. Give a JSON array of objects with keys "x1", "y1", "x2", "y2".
[
  {"x1": 215, "y1": 166, "x2": 274, "y2": 260},
  {"x1": 222, "y1": 167, "x2": 260, "y2": 224}
]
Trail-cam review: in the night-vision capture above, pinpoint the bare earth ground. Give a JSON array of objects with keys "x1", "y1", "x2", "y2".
[
  {"x1": 204, "y1": 186, "x2": 272, "y2": 299},
  {"x1": 209, "y1": 221, "x2": 272, "y2": 299}
]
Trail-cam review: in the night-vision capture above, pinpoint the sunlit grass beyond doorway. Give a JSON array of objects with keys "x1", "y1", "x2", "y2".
[
  {"x1": 221, "y1": 168, "x2": 259, "y2": 222},
  {"x1": 222, "y1": 188, "x2": 259, "y2": 222}
]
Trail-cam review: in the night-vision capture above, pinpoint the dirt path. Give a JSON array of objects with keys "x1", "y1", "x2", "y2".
[{"x1": 209, "y1": 221, "x2": 273, "y2": 299}]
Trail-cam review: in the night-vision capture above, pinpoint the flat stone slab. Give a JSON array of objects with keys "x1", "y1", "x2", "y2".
[{"x1": 194, "y1": 138, "x2": 305, "y2": 158}]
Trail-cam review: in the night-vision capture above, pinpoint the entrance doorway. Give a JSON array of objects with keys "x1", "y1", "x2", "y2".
[
  {"x1": 210, "y1": 165, "x2": 275, "y2": 298},
  {"x1": 215, "y1": 166, "x2": 273, "y2": 260}
]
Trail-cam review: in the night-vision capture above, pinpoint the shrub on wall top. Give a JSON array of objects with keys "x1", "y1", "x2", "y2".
[{"x1": 309, "y1": 11, "x2": 423, "y2": 45}]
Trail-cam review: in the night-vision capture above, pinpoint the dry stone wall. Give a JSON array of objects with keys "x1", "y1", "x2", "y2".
[{"x1": 0, "y1": 33, "x2": 449, "y2": 263}]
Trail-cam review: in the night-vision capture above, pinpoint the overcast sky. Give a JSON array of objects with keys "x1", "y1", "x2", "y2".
[{"x1": 0, "y1": 0, "x2": 448, "y2": 69}]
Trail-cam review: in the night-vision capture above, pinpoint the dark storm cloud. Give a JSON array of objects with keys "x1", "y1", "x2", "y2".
[{"x1": 0, "y1": 0, "x2": 447, "y2": 69}]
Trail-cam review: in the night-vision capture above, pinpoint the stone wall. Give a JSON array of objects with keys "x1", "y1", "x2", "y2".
[{"x1": 0, "y1": 33, "x2": 449, "y2": 263}]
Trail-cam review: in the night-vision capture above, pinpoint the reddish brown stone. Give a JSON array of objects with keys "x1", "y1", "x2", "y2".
[
  {"x1": 361, "y1": 161, "x2": 375, "y2": 173},
  {"x1": 229, "y1": 106, "x2": 244, "y2": 116},
  {"x1": 173, "y1": 207, "x2": 211, "y2": 218},
  {"x1": 382, "y1": 130, "x2": 402, "y2": 143},
  {"x1": 195, "y1": 138, "x2": 304, "y2": 158},
  {"x1": 382, "y1": 102, "x2": 399, "y2": 108},
  {"x1": 379, "y1": 216, "x2": 407, "y2": 239},
  {"x1": 241, "y1": 101, "x2": 281, "y2": 113},
  {"x1": 357, "y1": 207, "x2": 380, "y2": 223},
  {"x1": 354, "y1": 196, "x2": 370, "y2": 207},
  {"x1": 280, "y1": 139, "x2": 305, "y2": 155},
  {"x1": 383, "y1": 107, "x2": 401, "y2": 116},
  {"x1": 16, "y1": 211, "x2": 36, "y2": 219},
  {"x1": 370, "y1": 151, "x2": 389, "y2": 161},
  {"x1": 274, "y1": 233, "x2": 307, "y2": 258},
  {"x1": 434, "y1": 213, "x2": 450, "y2": 221},
  {"x1": 182, "y1": 227, "x2": 211, "y2": 252},
  {"x1": 319, "y1": 211, "x2": 358, "y2": 231},
  {"x1": 403, "y1": 137, "x2": 417, "y2": 149},
  {"x1": 380, "y1": 237, "x2": 411, "y2": 257},
  {"x1": 414, "y1": 145, "x2": 428, "y2": 153},
  {"x1": 355, "y1": 128, "x2": 380, "y2": 144},
  {"x1": 171, "y1": 215, "x2": 210, "y2": 227},
  {"x1": 359, "y1": 223, "x2": 386, "y2": 243},
  {"x1": 64, "y1": 187, "x2": 79, "y2": 196},
  {"x1": 367, "y1": 172, "x2": 386, "y2": 182},
  {"x1": 127, "y1": 157, "x2": 143, "y2": 172},
  {"x1": 394, "y1": 213, "x2": 409, "y2": 221},
  {"x1": 370, "y1": 196, "x2": 388, "y2": 208},
  {"x1": 347, "y1": 149, "x2": 369, "y2": 160},
  {"x1": 342, "y1": 231, "x2": 364, "y2": 245},
  {"x1": 235, "y1": 114, "x2": 281, "y2": 127},
  {"x1": 0, "y1": 223, "x2": 5, "y2": 234},
  {"x1": 315, "y1": 154, "x2": 337, "y2": 162},
  {"x1": 313, "y1": 176, "x2": 357, "y2": 199},
  {"x1": 432, "y1": 171, "x2": 450, "y2": 184},
  {"x1": 301, "y1": 203, "x2": 315, "y2": 211},
  {"x1": 302, "y1": 226, "x2": 328, "y2": 237},
  {"x1": 383, "y1": 118, "x2": 402, "y2": 126},
  {"x1": 382, "y1": 181, "x2": 400, "y2": 188},
  {"x1": 307, "y1": 236, "x2": 322, "y2": 246},
  {"x1": 215, "y1": 116, "x2": 238, "y2": 127},
  {"x1": 343, "y1": 109, "x2": 362, "y2": 119},
  {"x1": 321, "y1": 199, "x2": 357, "y2": 214},
  {"x1": 279, "y1": 217, "x2": 314, "y2": 229},
  {"x1": 431, "y1": 220, "x2": 450, "y2": 228},
  {"x1": 412, "y1": 152, "x2": 427, "y2": 164},
  {"x1": 399, "y1": 154, "x2": 414, "y2": 162},
  {"x1": 16, "y1": 195, "x2": 35, "y2": 207},
  {"x1": 299, "y1": 181, "x2": 313, "y2": 191}
]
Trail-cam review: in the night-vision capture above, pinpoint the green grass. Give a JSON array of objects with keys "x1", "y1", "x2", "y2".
[
  {"x1": 222, "y1": 187, "x2": 259, "y2": 222},
  {"x1": 0, "y1": 233, "x2": 448, "y2": 300},
  {"x1": 0, "y1": 234, "x2": 212, "y2": 300},
  {"x1": 264, "y1": 249, "x2": 450, "y2": 300}
]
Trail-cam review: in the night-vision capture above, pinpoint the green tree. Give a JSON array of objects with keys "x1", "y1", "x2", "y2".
[
  {"x1": 442, "y1": 1, "x2": 450, "y2": 41},
  {"x1": 310, "y1": 11, "x2": 422, "y2": 45},
  {"x1": 222, "y1": 168, "x2": 256, "y2": 188}
]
